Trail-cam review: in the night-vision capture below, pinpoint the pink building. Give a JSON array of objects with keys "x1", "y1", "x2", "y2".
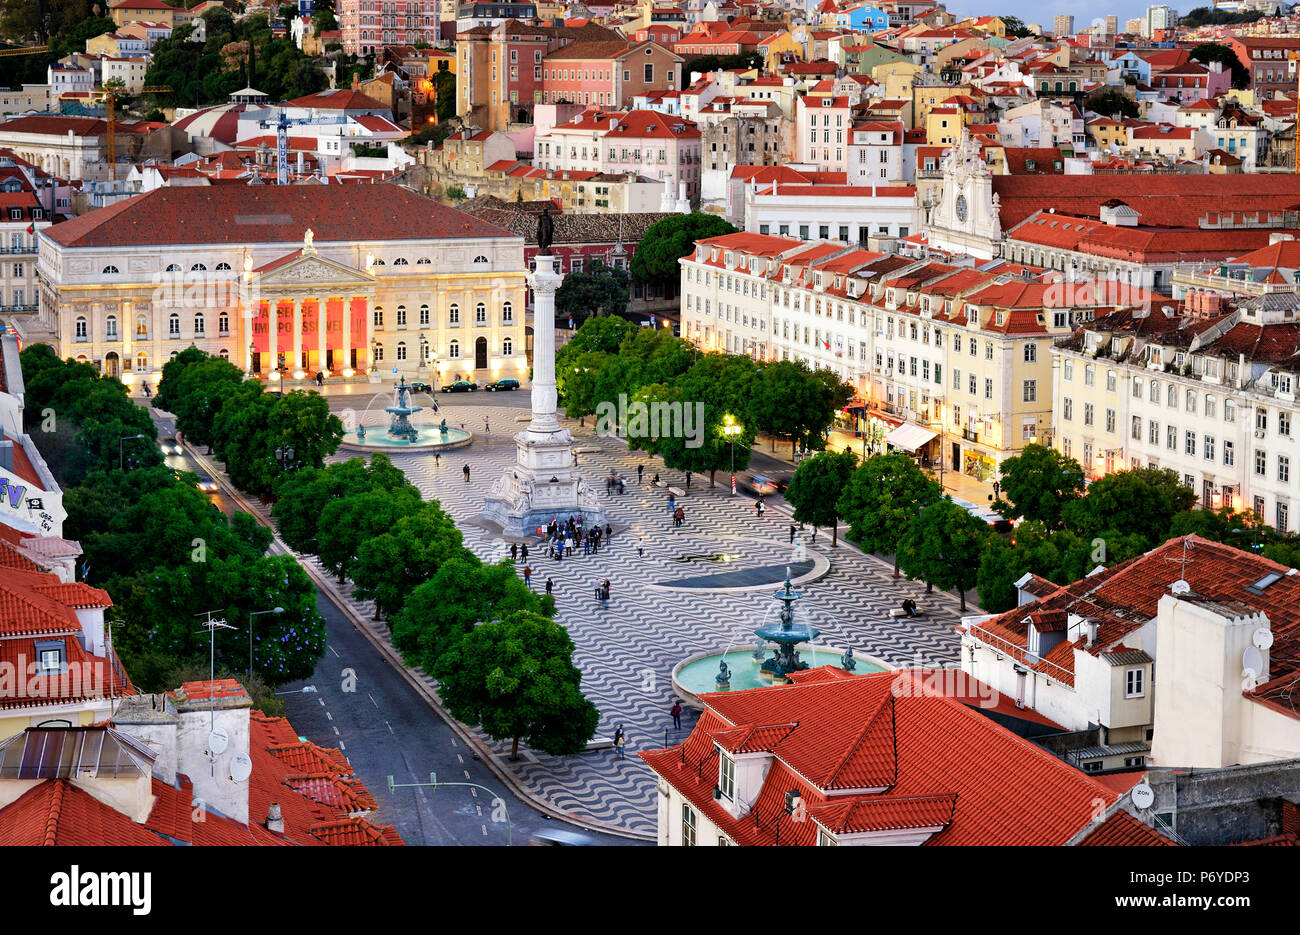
[
  {"x1": 1150, "y1": 62, "x2": 1231, "y2": 106},
  {"x1": 339, "y1": 0, "x2": 442, "y2": 56},
  {"x1": 795, "y1": 94, "x2": 853, "y2": 172}
]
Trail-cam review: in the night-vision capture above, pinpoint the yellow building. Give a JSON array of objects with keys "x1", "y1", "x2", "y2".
[
  {"x1": 760, "y1": 31, "x2": 806, "y2": 73},
  {"x1": 108, "y1": 0, "x2": 195, "y2": 28},
  {"x1": 1086, "y1": 116, "x2": 1128, "y2": 151},
  {"x1": 961, "y1": 15, "x2": 1007, "y2": 37},
  {"x1": 914, "y1": 84, "x2": 974, "y2": 126}
]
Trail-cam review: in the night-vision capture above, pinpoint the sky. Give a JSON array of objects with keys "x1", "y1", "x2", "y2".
[{"x1": 942, "y1": 0, "x2": 1165, "y2": 30}]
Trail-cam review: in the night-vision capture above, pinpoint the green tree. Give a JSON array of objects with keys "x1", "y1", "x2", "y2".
[
  {"x1": 212, "y1": 382, "x2": 279, "y2": 495},
  {"x1": 1084, "y1": 86, "x2": 1138, "y2": 119},
  {"x1": 445, "y1": 185, "x2": 466, "y2": 201},
  {"x1": 267, "y1": 390, "x2": 344, "y2": 472},
  {"x1": 837, "y1": 452, "x2": 942, "y2": 576},
  {"x1": 630, "y1": 213, "x2": 737, "y2": 289},
  {"x1": 433, "y1": 611, "x2": 600, "y2": 760},
  {"x1": 993, "y1": 443, "x2": 1085, "y2": 529},
  {"x1": 974, "y1": 521, "x2": 1083, "y2": 612},
  {"x1": 316, "y1": 484, "x2": 423, "y2": 583},
  {"x1": 999, "y1": 15, "x2": 1033, "y2": 38},
  {"x1": 273, "y1": 455, "x2": 409, "y2": 554},
  {"x1": 785, "y1": 449, "x2": 858, "y2": 546},
  {"x1": 352, "y1": 502, "x2": 464, "y2": 619},
  {"x1": 555, "y1": 260, "x2": 629, "y2": 324},
  {"x1": 0, "y1": 0, "x2": 84, "y2": 44},
  {"x1": 1189, "y1": 42, "x2": 1251, "y2": 90},
  {"x1": 748, "y1": 359, "x2": 842, "y2": 459},
  {"x1": 1061, "y1": 467, "x2": 1197, "y2": 547},
  {"x1": 897, "y1": 500, "x2": 991, "y2": 610}
]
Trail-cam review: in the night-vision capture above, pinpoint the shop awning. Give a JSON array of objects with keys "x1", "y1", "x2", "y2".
[
  {"x1": 868, "y1": 408, "x2": 904, "y2": 428},
  {"x1": 884, "y1": 422, "x2": 938, "y2": 453}
]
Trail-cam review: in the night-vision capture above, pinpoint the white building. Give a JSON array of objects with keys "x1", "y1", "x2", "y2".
[{"x1": 746, "y1": 182, "x2": 920, "y2": 246}]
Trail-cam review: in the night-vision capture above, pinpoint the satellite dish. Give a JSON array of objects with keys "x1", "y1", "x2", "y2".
[
  {"x1": 208, "y1": 727, "x2": 229, "y2": 756},
  {"x1": 1170, "y1": 579, "x2": 1190, "y2": 595},
  {"x1": 1253, "y1": 627, "x2": 1274, "y2": 650},
  {"x1": 229, "y1": 753, "x2": 252, "y2": 783},
  {"x1": 1131, "y1": 782, "x2": 1154, "y2": 810},
  {"x1": 1243, "y1": 646, "x2": 1265, "y2": 680}
]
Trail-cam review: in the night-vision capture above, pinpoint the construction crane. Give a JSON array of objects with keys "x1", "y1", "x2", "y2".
[
  {"x1": 91, "y1": 84, "x2": 172, "y2": 181},
  {"x1": 259, "y1": 102, "x2": 315, "y2": 185}
]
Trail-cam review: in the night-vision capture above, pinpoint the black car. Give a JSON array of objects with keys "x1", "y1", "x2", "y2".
[
  {"x1": 407, "y1": 381, "x2": 433, "y2": 394},
  {"x1": 485, "y1": 378, "x2": 520, "y2": 392},
  {"x1": 441, "y1": 379, "x2": 477, "y2": 393}
]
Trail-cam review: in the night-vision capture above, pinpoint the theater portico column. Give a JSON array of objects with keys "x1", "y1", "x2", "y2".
[{"x1": 292, "y1": 298, "x2": 304, "y2": 378}]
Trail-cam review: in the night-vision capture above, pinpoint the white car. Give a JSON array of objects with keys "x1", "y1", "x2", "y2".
[{"x1": 159, "y1": 436, "x2": 183, "y2": 455}]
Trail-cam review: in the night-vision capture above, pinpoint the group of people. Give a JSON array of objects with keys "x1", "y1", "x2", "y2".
[
  {"x1": 605, "y1": 474, "x2": 627, "y2": 495},
  {"x1": 543, "y1": 515, "x2": 614, "y2": 562}
]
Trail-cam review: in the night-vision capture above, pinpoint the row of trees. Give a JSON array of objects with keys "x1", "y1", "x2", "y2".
[
  {"x1": 272, "y1": 457, "x2": 600, "y2": 759},
  {"x1": 21, "y1": 344, "x2": 326, "y2": 697},
  {"x1": 556, "y1": 315, "x2": 854, "y2": 483},
  {"x1": 782, "y1": 442, "x2": 1300, "y2": 614},
  {"x1": 155, "y1": 348, "x2": 344, "y2": 498}
]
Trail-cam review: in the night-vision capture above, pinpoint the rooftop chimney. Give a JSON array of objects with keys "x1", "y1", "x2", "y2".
[{"x1": 266, "y1": 803, "x2": 285, "y2": 834}]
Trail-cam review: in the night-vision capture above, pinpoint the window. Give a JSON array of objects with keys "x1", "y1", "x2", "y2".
[
  {"x1": 1167, "y1": 425, "x2": 1177, "y2": 450},
  {"x1": 106, "y1": 315, "x2": 117, "y2": 338},
  {"x1": 1150, "y1": 379, "x2": 1159, "y2": 403},
  {"x1": 1226, "y1": 399, "x2": 1236, "y2": 422},
  {"x1": 1256, "y1": 449, "x2": 1267, "y2": 476},
  {"x1": 985, "y1": 377, "x2": 993, "y2": 400},
  {"x1": 1084, "y1": 364, "x2": 1095, "y2": 387},
  {"x1": 215, "y1": 262, "x2": 231, "y2": 271},
  {"x1": 102, "y1": 265, "x2": 118, "y2": 274},
  {"x1": 449, "y1": 340, "x2": 460, "y2": 358},
  {"x1": 1125, "y1": 668, "x2": 1144, "y2": 698},
  {"x1": 719, "y1": 753, "x2": 735, "y2": 799},
  {"x1": 373, "y1": 342, "x2": 383, "y2": 362},
  {"x1": 502, "y1": 301, "x2": 513, "y2": 323},
  {"x1": 1024, "y1": 343, "x2": 1037, "y2": 363},
  {"x1": 190, "y1": 263, "x2": 206, "y2": 272},
  {"x1": 475, "y1": 302, "x2": 486, "y2": 325},
  {"x1": 419, "y1": 304, "x2": 429, "y2": 326},
  {"x1": 681, "y1": 804, "x2": 697, "y2": 846},
  {"x1": 1083, "y1": 402, "x2": 1093, "y2": 426},
  {"x1": 1281, "y1": 412, "x2": 1293, "y2": 437},
  {"x1": 194, "y1": 313, "x2": 205, "y2": 335},
  {"x1": 1206, "y1": 395, "x2": 1216, "y2": 418},
  {"x1": 35, "y1": 640, "x2": 64, "y2": 675},
  {"x1": 503, "y1": 337, "x2": 513, "y2": 356},
  {"x1": 1185, "y1": 431, "x2": 1195, "y2": 456},
  {"x1": 1185, "y1": 389, "x2": 1196, "y2": 413},
  {"x1": 396, "y1": 305, "x2": 407, "y2": 326},
  {"x1": 1257, "y1": 407, "x2": 1268, "y2": 432},
  {"x1": 396, "y1": 341, "x2": 407, "y2": 361},
  {"x1": 968, "y1": 374, "x2": 977, "y2": 395},
  {"x1": 168, "y1": 313, "x2": 180, "y2": 336},
  {"x1": 1132, "y1": 376, "x2": 1143, "y2": 398},
  {"x1": 1279, "y1": 503, "x2": 1290, "y2": 534},
  {"x1": 373, "y1": 307, "x2": 384, "y2": 328},
  {"x1": 449, "y1": 303, "x2": 460, "y2": 325},
  {"x1": 473, "y1": 255, "x2": 489, "y2": 266},
  {"x1": 74, "y1": 315, "x2": 86, "y2": 339},
  {"x1": 1064, "y1": 359, "x2": 1073, "y2": 381},
  {"x1": 1149, "y1": 420, "x2": 1159, "y2": 445},
  {"x1": 1106, "y1": 408, "x2": 1116, "y2": 433},
  {"x1": 1280, "y1": 455, "x2": 1291, "y2": 483},
  {"x1": 1224, "y1": 440, "x2": 1235, "y2": 467},
  {"x1": 1023, "y1": 379, "x2": 1037, "y2": 403}
]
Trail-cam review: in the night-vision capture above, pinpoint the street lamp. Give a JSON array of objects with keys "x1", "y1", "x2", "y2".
[
  {"x1": 418, "y1": 332, "x2": 427, "y2": 376},
  {"x1": 371, "y1": 337, "x2": 378, "y2": 375},
  {"x1": 248, "y1": 606, "x2": 284, "y2": 675},
  {"x1": 275, "y1": 444, "x2": 296, "y2": 473},
  {"x1": 723, "y1": 413, "x2": 743, "y2": 496},
  {"x1": 248, "y1": 341, "x2": 257, "y2": 379},
  {"x1": 118, "y1": 433, "x2": 146, "y2": 471}
]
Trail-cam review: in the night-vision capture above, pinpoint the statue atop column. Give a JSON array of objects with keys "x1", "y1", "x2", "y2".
[{"x1": 537, "y1": 204, "x2": 554, "y2": 255}]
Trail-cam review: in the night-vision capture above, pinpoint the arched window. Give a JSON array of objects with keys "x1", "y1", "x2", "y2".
[
  {"x1": 449, "y1": 340, "x2": 460, "y2": 358},
  {"x1": 373, "y1": 342, "x2": 384, "y2": 362},
  {"x1": 473, "y1": 255, "x2": 489, "y2": 265},
  {"x1": 194, "y1": 312, "x2": 205, "y2": 335},
  {"x1": 373, "y1": 306, "x2": 384, "y2": 327},
  {"x1": 219, "y1": 348, "x2": 230, "y2": 360},
  {"x1": 503, "y1": 337, "x2": 513, "y2": 356},
  {"x1": 502, "y1": 301, "x2": 513, "y2": 323},
  {"x1": 449, "y1": 303, "x2": 460, "y2": 325},
  {"x1": 190, "y1": 263, "x2": 206, "y2": 271},
  {"x1": 393, "y1": 257, "x2": 409, "y2": 266},
  {"x1": 169, "y1": 350, "x2": 179, "y2": 361},
  {"x1": 215, "y1": 262, "x2": 231, "y2": 271},
  {"x1": 396, "y1": 341, "x2": 407, "y2": 361},
  {"x1": 419, "y1": 304, "x2": 429, "y2": 326},
  {"x1": 218, "y1": 313, "x2": 229, "y2": 334},
  {"x1": 136, "y1": 316, "x2": 148, "y2": 336},
  {"x1": 396, "y1": 305, "x2": 407, "y2": 326},
  {"x1": 168, "y1": 313, "x2": 180, "y2": 336},
  {"x1": 165, "y1": 263, "x2": 181, "y2": 272},
  {"x1": 74, "y1": 315, "x2": 87, "y2": 339},
  {"x1": 105, "y1": 314, "x2": 117, "y2": 338},
  {"x1": 102, "y1": 265, "x2": 119, "y2": 274},
  {"x1": 372, "y1": 257, "x2": 386, "y2": 266},
  {"x1": 416, "y1": 257, "x2": 432, "y2": 265},
  {"x1": 135, "y1": 352, "x2": 148, "y2": 372},
  {"x1": 475, "y1": 302, "x2": 486, "y2": 324}
]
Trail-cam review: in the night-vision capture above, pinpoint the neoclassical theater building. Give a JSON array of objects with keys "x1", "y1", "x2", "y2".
[{"x1": 30, "y1": 185, "x2": 528, "y2": 388}]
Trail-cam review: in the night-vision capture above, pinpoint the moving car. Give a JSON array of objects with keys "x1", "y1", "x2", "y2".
[
  {"x1": 739, "y1": 473, "x2": 790, "y2": 497},
  {"x1": 194, "y1": 473, "x2": 219, "y2": 494},
  {"x1": 159, "y1": 436, "x2": 183, "y2": 456},
  {"x1": 485, "y1": 378, "x2": 520, "y2": 392},
  {"x1": 441, "y1": 380, "x2": 477, "y2": 393},
  {"x1": 527, "y1": 829, "x2": 596, "y2": 846}
]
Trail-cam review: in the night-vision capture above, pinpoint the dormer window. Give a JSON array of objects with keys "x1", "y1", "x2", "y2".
[
  {"x1": 35, "y1": 639, "x2": 65, "y2": 675},
  {"x1": 719, "y1": 752, "x2": 735, "y2": 800}
]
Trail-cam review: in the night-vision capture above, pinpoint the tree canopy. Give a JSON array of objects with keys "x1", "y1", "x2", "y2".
[
  {"x1": 897, "y1": 500, "x2": 991, "y2": 610},
  {"x1": 629, "y1": 213, "x2": 737, "y2": 288},
  {"x1": 993, "y1": 443, "x2": 1085, "y2": 529},
  {"x1": 555, "y1": 259, "x2": 630, "y2": 325},
  {"x1": 785, "y1": 449, "x2": 858, "y2": 545},
  {"x1": 837, "y1": 452, "x2": 943, "y2": 575}
]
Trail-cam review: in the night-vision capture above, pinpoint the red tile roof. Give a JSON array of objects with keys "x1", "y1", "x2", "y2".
[
  {"x1": 1079, "y1": 809, "x2": 1179, "y2": 846},
  {"x1": 45, "y1": 186, "x2": 516, "y2": 248},
  {"x1": 285, "y1": 89, "x2": 389, "y2": 112}
]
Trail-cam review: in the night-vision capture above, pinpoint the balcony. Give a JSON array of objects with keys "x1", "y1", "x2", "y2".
[
  {"x1": 0, "y1": 246, "x2": 35, "y2": 255},
  {"x1": 962, "y1": 427, "x2": 980, "y2": 442}
]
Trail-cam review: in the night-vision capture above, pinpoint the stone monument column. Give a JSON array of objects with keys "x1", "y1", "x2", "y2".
[{"x1": 528, "y1": 256, "x2": 562, "y2": 435}]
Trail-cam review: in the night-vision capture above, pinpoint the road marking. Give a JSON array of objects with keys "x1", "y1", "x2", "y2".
[
  {"x1": 470, "y1": 787, "x2": 478, "y2": 798},
  {"x1": 368, "y1": 693, "x2": 378, "y2": 708},
  {"x1": 476, "y1": 805, "x2": 482, "y2": 817},
  {"x1": 338, "y1": 741, "x2": 346, "y2": 751},
  {"x1": 318, "y1": 698, "x2": 325, "y2": 707},
  {"x1": 385, "y1": 720, "x2": 394, "y2": 734},
  {"x1": 329, "y1": 645, "x2": 341, "y2": 658},
  {"x1": 481, "y1": 824, "x2": 488, "y2": 836},
  {"x1": 456, "y1": 753, "x2": 464, "y2": 765},
  {"x1": 325, "y1": 711, "x2": 333, "y2": 721},
  {"x1": 463, "y1": 769, "x2": 471, "y2": 780},
  {"x1": 332, "y1": 726, "x2": 339, "y2": 736}
]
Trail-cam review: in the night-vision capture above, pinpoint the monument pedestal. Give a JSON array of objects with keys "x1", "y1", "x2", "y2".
[{"x1": 481, "y1": 253, "x2": 605, "y2": 537}]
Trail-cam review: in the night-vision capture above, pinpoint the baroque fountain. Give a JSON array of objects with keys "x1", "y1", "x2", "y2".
[{"x1": 339, "y1": 375, "x2": 473, "y2": 452}]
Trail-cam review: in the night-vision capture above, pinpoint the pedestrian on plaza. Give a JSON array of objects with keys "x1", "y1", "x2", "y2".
[
  {"x1": 142, "y1": 382, "x2": 151, "y2": 398},
  {"x1": 316, "y1": 370, "x2": 324, "y2": 387},
  {"x1": 613, "y1": 725, "x2": 626, "y2": 758},
  {"x1": 434, "y1": 452, "x2": 441, "y2": 468},
  {"x1": 583, "y1": 536, "x2": 591, "y2": 556},
  {"x1": 685, "y1": 471, "x2": 692, "y2": 488},
  {"x1": 602, "y1": 578, "x2": 611, "y2": 603},
  {"x1": 463, "y1": 464, "x2": 470, "y2": 483},
  {"x1": 637, "y1": 537, "x2": 644, "y2": 558},
  {"x1": 637, "y1": 464, "x2": 644, "y2": 484},
  {"x1": 756, "y1": 499, "x2": 765, "y2": 519},
  {"x1": 523, "y1": 565, "x2": 533, "y2": 588},
  {"x1": 521, "y1": 543, "x2": 529, "y2": 561},
  {"x1": 545, "y1": 576, "x2": 554, "y2": 596},
  {"x1": 670, "y1": 701, "x2": 683, "y2": 730},
  {"x1": 810, "y1": 527, "x2": 818, "y2": 545},
  {"x1": 605, "y1": 523, "x2": 613, "y2": 541},
  {"x1": 652, "y1": 472, "x2": 660, "y2": 486},
  {"x1": 484, "y1": 418, "x2": 490, "y2": 436},
  {"x1": 510, "y1": 542, "x2": 518, "y2": 561},
  {"x1": 993, "y1": 480, "x2": 1000, "y2": 497},
  {"x1": 668, "y1": 493, "x2": 676, "y2": 513},
  {"x1": 618, "y1": 477, "x2": 625, "y2": 495},
  {"x1": 789, "y1": 523, "x2": 797, "y2": 543}
]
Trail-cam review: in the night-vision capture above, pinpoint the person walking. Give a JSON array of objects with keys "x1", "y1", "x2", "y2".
[
  {"x1": 605, "y1": 523, "x2": 613, "y2": 542},
  {"x1": 316, "y1": 370, "x2": 324, "y2": 387},
  {"x1": 484, "y1": 418, "x2": 490, "y2": 436},
  {"x1": 810, "y1": 526, "x2": 818, "y2": 545},
  {"x1": 685, "y1": 470, "x2": 692, "y2": 489},
  {"x1": 601, "y1": 578, "x2": 611, "y2": 604},
  {"x1": 520, "y1": 543, "x2": 528, "y2": 561},
  {"x1": 510, "y1": 542, "x2": 518, "y2": 562},
  {"x1": 523, "y1": 565, "x2": 532, "y2": 588},
  {"x1": 583, "y1": 535, "x2": 591, "y2": 556},
  {"x1": 637, "y1": 463, "x2": 644, "y2": 484},
  {"x1": 789, "y1": 523, "x2": 797, "y2": 543},
  {"x1": 667, "y1": 492, "x2": 676, "y2": 514},
  {"x1": 434, "y1": 452, "x2": 441, "y2": 468},
  {"x1": 545, "y1": 576, "x2": 553, "y2": 596},
  {"x1": 755, "y1": 499, "x2": 765, "y2": 519},
  {"x1": 463, "y1": 464, "x2": 470, "y2": 483},
  {"x1": 637, "y1": 537, "x2": 644, "y2": 558},
  {"x1": 670, "y1": 701, "x2": 683, "y2": 731},
  {"x1": 613, "y1": 724, "x2": 626, "y2": 759}
]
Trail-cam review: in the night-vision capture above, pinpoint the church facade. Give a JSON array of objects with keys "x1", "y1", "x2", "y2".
[{"x1": 33, "y1": 185, "x2": 528, "y2": 389}]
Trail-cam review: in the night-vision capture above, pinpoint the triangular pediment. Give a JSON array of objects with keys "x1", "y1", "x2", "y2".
[{"x1": 254, "y1": 251, "x2": 375, "y2": 287}]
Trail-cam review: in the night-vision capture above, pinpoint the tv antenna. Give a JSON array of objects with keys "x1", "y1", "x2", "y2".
[{"x1": 196, "y1": 610, "x2": 237, "y2": 775}]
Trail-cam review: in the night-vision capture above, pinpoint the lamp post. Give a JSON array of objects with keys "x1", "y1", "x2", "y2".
[
  {"x1": 371, "y1": 337, "x2": 378, "y2": 375},
  {"x1": 723, "y1": 413, "x2": 743, "y2": 495},
  {"x1": 275, "y1": 444, "x2": 296, "y2": 473},
  {"x1": 418, "y1": 332, "x2": 427, "y2": 377},
  {"x1": 118, "y1": 433, "x2": 145, "y2": 471},
  {"x1": 248, "y1": 341, "x2": 257, "y2": 379},
  {"x1": 248, "y1": 606, "x2": 284, "y2": 675}
]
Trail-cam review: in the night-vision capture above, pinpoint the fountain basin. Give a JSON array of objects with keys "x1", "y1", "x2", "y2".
[
  {"x1": 672, "y1": 645, "x2": 887, "y2": 706},
  {"x1": 339, "y1": 426, "x2": 473, "y2": 452}
]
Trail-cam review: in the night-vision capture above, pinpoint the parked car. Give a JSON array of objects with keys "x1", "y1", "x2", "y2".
[
  {"x1": 407, "y1": 381, "x2": 433, "y2": 393},
  {"x1": 194, "y1": 473, "x2": 219, "y2": 494},
  {"x1": 159, "y1": 436, "x2": 183, "y2": 456},
  {"x1": 739, "y1": 472, "x2": 790, "y2": 497},
  {"x1": 485, "y1": 378, "x2": 520, "y2": 392},
  {"x1": 441, "y1": 380, "x2": 477, "y2": 393}
]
